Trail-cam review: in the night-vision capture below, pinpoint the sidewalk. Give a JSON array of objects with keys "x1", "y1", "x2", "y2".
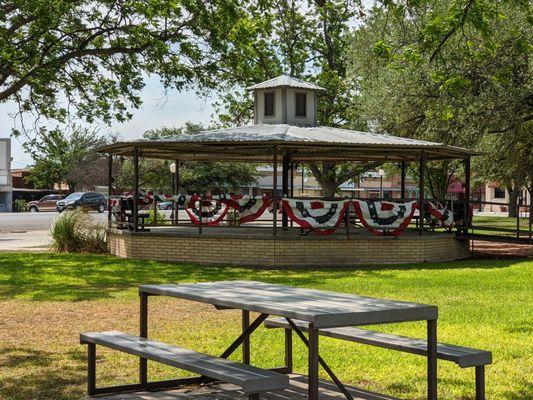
[{"x1": 0, "y1": 229, "x2": 50, "y2": 252}]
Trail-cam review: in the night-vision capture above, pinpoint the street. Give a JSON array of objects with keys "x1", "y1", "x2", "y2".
[{"x1": 0, "y1": 211, "x2": 107, "y2": 251}]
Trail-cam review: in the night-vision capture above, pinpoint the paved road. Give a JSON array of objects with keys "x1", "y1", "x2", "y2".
[
  {"x1": 0, "y1": 211, "x2": 107, "y2": 232},
  {"x1": 0, "y1": 212, "x2": 107, "y2": 251}
]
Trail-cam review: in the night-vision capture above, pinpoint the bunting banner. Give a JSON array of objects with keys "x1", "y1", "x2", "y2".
[
  {"x1": 282, "y1": 198, "x2": 351, "y2": 235},
  {"x1": 352, "y1": 200, "x2": 418, "y2": 236},
  {"x1": 185, "y1": 195, "x2": 230, "y2": 226},
  {"x1": 427, "y1": 201, "x2": 454, "y2": 227},
  {"x1": 217, "y1": 194, "x2": 273, "y2": 224},
  {"x1": 146, "y1": 193, "x2": 191, "y2": 208}
]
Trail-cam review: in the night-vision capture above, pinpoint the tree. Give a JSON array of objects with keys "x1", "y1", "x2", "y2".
[
  {"x1": 114, "y1": 124, "x2": 259, "y2": 194},
  {"x1": 0, "y1": 0, "x2": 241, "y2": 134},
  {"x1": 24, "y1": 126, "x2": 108, "y2": 190},
  {"x1": 210, "y1": 0, "x2": 376, "y2": 196},
  {"x1": 348, "y1": 0, "x2": 532, "y2": 211}
]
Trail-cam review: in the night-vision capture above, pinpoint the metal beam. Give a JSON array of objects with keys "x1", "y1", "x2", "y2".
[
  {"x1": 272, "y1": 146, "x2": 278, "y2": 237},
  {"x1": 419, "y1": 152, "x2": 426, "y2": 236},
  {"x1": 133, "y1": 147, "x2": 139, "y2": 232}
]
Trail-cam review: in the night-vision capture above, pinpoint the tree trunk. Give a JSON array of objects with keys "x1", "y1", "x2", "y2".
[
  {"x1": 321, "y1": 180, "x2": 338, "y2": 197},
  {"x1": 507, "y1": 187, "x2": 520, "y2": 218}
]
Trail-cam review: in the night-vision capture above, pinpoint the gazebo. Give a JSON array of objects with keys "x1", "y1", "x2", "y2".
[{"x1": 98, "y1": 75, "x2": 477, "y2": 267}]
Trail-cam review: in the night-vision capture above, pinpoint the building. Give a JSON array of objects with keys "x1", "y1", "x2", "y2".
[
  {"x1": 0, "y1": 138, "x2": 12, "y2": 212},
  {"x1": 480, "y1": 181, "x2": 530, "y2": 213},
  {"x1": 244, "y1": 166, "x2": 419, "y2": 199}
]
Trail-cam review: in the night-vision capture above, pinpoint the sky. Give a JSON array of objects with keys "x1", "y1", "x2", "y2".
[{"x1": 0, "y1": 75, "x2": 216, "y2": 169}]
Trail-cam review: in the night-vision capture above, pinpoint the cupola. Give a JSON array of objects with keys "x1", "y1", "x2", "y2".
[{"x1": 247, "y1": 75, "x2": 325, "y2": 126}]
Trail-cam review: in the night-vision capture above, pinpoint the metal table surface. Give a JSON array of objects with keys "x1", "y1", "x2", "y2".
[{"x1": 138, "y1": 281, "x2": 438, "y2": 400}]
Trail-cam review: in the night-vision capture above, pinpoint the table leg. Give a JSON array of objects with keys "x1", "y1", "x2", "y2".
[
  {"x1": 308, "y1": 324, "x2": 319, "y2": 400},
  {"x1": 285, "y1": 328, "x2": 293, "y2": 373},
  {"x1": 140, "y1": 292, "x2": 148, "y2": 385},
  {"x1": 242, "y1": 310, "x2": 250, "y2": 364},
  {"x1": 427, "y1": 319, "x2": 437, "y2": 400}
]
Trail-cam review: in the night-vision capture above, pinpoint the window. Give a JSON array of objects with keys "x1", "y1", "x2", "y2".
[
  {"x1": 494, "y1": 187, "x2": 506, "y2": 199},
  {"x1": 264, "y1": 92, "x2": 275, "y2": 117},
  {"x1": 295, "y1": 92, "x2": 307, "y2": 117}
]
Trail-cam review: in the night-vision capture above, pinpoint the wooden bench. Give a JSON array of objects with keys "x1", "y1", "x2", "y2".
[
  {"x1": 265, "y1": 318, "x2": 491, "y2": 400},
  {"x1": 80, "y1": 331, "x2": 289, "y2": 398}
]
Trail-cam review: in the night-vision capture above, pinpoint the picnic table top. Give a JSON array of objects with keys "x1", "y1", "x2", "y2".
[{"x1": 139, "y1": 281, "x2": 437, "y2": 328}]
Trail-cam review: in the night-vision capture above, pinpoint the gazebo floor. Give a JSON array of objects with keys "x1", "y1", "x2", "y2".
[{"x1": 93, "y1": 374, "x2": 399, "y2": 400}]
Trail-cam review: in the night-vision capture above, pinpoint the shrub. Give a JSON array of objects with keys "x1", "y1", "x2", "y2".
[
  {"x1": 13, "y1": 199, "x2": 27, "y2": 212},
  {"x1": 145, "y1": 209, "x2": 169, "y2": 225},
  {"x1": 50, "y1": 210, "x2": 107, "y2": 253}
]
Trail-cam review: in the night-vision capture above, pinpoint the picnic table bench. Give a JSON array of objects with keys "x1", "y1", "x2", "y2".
[
  {"x1": 80, "y1": 331, "x2": 288, "y2": 398},
  {"x1": 265, "y1": 318, "x2": 491, "y2": 400}
]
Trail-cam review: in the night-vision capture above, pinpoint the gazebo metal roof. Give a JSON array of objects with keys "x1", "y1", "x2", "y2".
[
  {"x1": 98, "y1": 124, "x2": 477, "y2": 162},
  {"x1": 246, "y1": 75, "x2": 326, "y2": 91}
]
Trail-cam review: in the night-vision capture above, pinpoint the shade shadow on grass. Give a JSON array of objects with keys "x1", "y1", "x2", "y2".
[
  {"x1": 0, "y1": 347, "x2": 86, "y2": 400},
  {"x1": 0, "y1": 253, "x2": 525, "y2": 301}
]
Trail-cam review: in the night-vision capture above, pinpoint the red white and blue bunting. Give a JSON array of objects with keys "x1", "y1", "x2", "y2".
[
  {"x1": 217, "y1": 194, "x2": 273, "y2": 224},
  {"x1": 427, "y1": 201, "x2": 454, "y2": 227},
  {"x1": 352, "y1": 200, "x2": 418, "y2": 236},
  {"x1": 185, "y1": 195, "x2": 230, "y2": 226},
  {"x1": 282, "y1": 198, "x2": 351, "y2": 235}
]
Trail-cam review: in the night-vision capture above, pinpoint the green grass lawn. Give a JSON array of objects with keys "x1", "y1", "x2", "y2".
[{"x1": 0, "y1": 253, "x2": 531, "y2": 399}]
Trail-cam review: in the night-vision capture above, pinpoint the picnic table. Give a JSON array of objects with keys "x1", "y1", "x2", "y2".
[{"x1": 138, "y1": 281, "x2": 438, "y2": 400}]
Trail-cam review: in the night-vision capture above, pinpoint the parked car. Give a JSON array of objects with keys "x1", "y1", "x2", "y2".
[
  {"x1": 157, "y1": 201, "x2": 174, "y2": 210},
  {"x1": 27, "y1": 194, "x2": 66, "y2": 212},
  {"x1": 56, "y1": 192, "x2": 107, "y2": 213}
]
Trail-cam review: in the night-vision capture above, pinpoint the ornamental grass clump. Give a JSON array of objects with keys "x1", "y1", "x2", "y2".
[{"x1": 50, "y1": 210, "x2": 107, "y2": 253}]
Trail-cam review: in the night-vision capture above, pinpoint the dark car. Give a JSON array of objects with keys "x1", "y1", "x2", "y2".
[
  {"x1": 56, "y1": 192, "x2": 107, "y2": 213},
  {"x1": 27, "y1": 194, "x2": 65, "y2": 212}
]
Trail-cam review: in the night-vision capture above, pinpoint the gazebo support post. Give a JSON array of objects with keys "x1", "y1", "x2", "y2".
[
  {"x1": 133, "y1": 147, "x2": 139, "y2": 232},
  {"x1": 419, "y1": 152, "x2": 426, "y2": 236},
  {"x1": 400, "y1": 161, "x2": 407, "y2": 201},
  {"x1": 108, "y1": 154, "x2": 113, "y2": 228},
  {"x1": 290, "y1": 162, "x2": 294, "y2": 197},
  {"x1": 282, "y1": 153, "x2": 290, "y2": 229},
  {"x1": 174, "y1": 160, "x2": 180, "y2": 225},
  {"x1": 272, "y1": 146, "x2": 278, "y2": 237},
  {"x1": 463, "y1": 157, "x2": 471, "y2": 234}
]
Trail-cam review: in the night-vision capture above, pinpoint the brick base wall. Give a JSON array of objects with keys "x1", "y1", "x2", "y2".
[{"x1": 107, "y1": 229, "x2": 470, "y2": 268}]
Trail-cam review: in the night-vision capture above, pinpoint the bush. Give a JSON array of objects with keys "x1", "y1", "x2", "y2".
[
  {"x1": 13, "y1": 199, "x2": 27, "y2": 212},
  {"x1": 145, "y1": 209, "x2": 169, "y2": 225},
  {"x1": 50, "y1": 210, "x2": 107, "y2": 253}
]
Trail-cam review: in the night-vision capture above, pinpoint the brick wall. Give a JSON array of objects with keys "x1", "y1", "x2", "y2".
[{"x1": 107, "y1": 229, "x2": 470, "y2": 268}]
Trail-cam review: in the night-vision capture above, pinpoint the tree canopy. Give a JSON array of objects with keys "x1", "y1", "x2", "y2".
[
  {"x1": 348, "y1": 0, "x2": 532, "y2": 208},
  {"x1": 24, "y1": 126, "x2": 109, "y2": 190},
  {"x1": 0, "y1": 0, "x2": 240, "y2": 133}
]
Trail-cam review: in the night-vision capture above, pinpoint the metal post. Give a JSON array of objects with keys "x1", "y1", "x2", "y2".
[
  {"x1": 272, "y1": 146, "x2": 278, "y2": 237},
  {"x1": 108, "y1": 154, "x2": 113, "y2": 228},
  {"x1": 308, "y1": 325, "x2": 319, "y2": 400},
  {"x1": 87, "y1": 343, "x2": 96, "y2": 395},
  {"x1": 242, "y1": 310, "x2": 250, "y2": 364},
  {"x1": 475, "y1": 366, "x2": 485, "y2": 400},
  {"x1": 282, "y1": 153, "x2": 290, "y2": 229},
  {"x1": 401, "y1": 161, "x2": 407, "y2": 201},
  {"x1": 290, "y1": 163, "x2": 294, "y2": 197},
  {"x1": 464, "y1": 157, "x2": 471, "y2": 233},
  {"x1": 427, "y1": 319, "x2": 437, "y2": 400},
  {"x1": 133, "y1": 148, "x2": 139, "y2": 232},
  {"x1": 419, "y1": 152, "x2": 426, "y2": 235},
  {"x1": 198, "y1": 195, "x2": 203, "y2": 234},
  {"x1": 284, "y1": 328, "x2": 293, "y2": 373},
  {"x1": 528, "y1": 189, "x2": 533, "y2": 244},
  {"x1": 516, "y1": 201, "x2": 520, "y2": 239},
  {"x1": 140, "y1": 292, "x2": 148, "y2": 385},
  {"x1": 175, "y1": 160, "x2": 180, "y2": 225}
]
